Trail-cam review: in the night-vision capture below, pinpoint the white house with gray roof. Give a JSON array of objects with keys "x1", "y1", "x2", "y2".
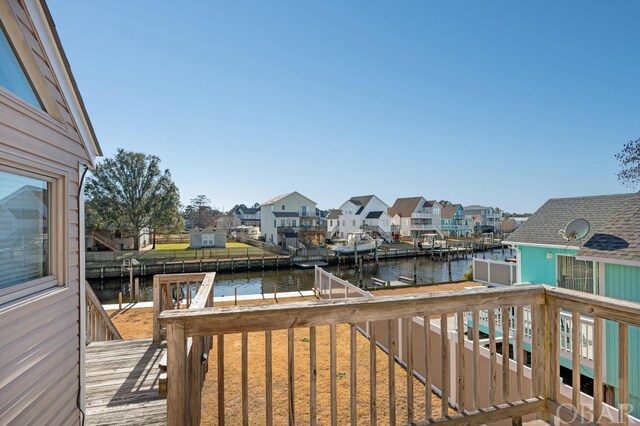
[
  {"x1": 260, "y1": 191, "x2": 319, "y2": 246},
  {"x1": 333, "y1": 195, "x2": 392, "y2": 242},
  {"x1": 389, "y1": 197, "x2": 443, "y2": 238},
  {"x1": 463, "y1": 204, "x2": 502, "y2": 232}
]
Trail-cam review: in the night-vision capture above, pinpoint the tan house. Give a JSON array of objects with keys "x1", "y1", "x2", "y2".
[{"x1": 0, "y1": 0, "x2": 101, "y2": 423}]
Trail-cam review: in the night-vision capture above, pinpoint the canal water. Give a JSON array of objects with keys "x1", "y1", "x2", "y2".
[{"x1": 89, "y1": 249, "x2": 512, "y2": 304}]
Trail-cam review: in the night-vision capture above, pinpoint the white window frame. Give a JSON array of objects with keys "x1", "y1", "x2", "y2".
[
  {"x1": 555, "y1": 253, "x2": 598, "y2": 295},
  {"x1": 0, "y1": 160, "x2": 67, "y2": 305}
]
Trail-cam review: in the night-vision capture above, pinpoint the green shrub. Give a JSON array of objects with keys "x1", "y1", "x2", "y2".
[{"x1": 462, "y1": 264, "x2": 473, "y2": 281}]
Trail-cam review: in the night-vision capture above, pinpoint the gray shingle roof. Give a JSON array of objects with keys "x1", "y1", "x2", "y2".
[
  {"x1": 261, "y1": 191, "x2": 317, "y2": 206},
  {"x1": 506, "y1": 193, "x2": 640, "y2": 263},
  {"x1": 441, "y1": 204, "x2": 462, "y2": 220},
  {"x1": 349, "y1": 195, "x2": 374, "y2": 207},
  {"x1": 388, "y1": 197, "x2": 424, "y2": 218},
  {"x1": 327, "y1": 209, "x2": 342, "y2": 219}
]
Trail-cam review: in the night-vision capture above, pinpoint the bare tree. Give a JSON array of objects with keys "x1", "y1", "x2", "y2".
[
  {"x1": 616, "y1": 138, "x2": 640, "y2": 190},
  {"x1": 499, "y1": 218, "x2": 518, "y2": 234}
]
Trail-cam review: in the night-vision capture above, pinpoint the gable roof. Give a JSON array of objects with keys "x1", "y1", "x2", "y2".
[
  {"x1": 239, "y1": 207, "x2": 259, "y2": 214},
  {"x1": 39, "y1": 0, "x2": 102, "y2": 160},
  {"x1": 506, "y1": 193, "x2": 640, "y2": 264},
  {"x1": 464, "y1": 205, "x2": 489, "y2": 211},
  {"x1": 327, "y1": 209, "x2": 342, "y2": 219},
  {"x1": 441, "y1": 204, "x2": 463, "y2": 219},
  {"x1": 349, "y1": 195, "x2": 374, "y2": 207},
  {"x1": 261, "y1": 191, "x2": 317, "y2": 207},
  {"x1": 388, "y1": 197, "x2": 424, "y2": 217}
]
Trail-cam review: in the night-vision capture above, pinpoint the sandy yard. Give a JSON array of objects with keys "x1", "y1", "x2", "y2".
[{"x1": 106, "y1": 285, "x2": 466, "y2": 425}]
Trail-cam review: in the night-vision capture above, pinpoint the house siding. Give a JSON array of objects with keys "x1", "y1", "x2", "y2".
[
  {"x1": 0, "y1": 1, "x2": 94, "y2": 422},
  {"x1": 604, "y1": 264, "x2": 640, "y2": 413},
  {"x1": 519, "y1": 245, "x2": 578, "y2": 285},
  {"x1": 521, "y1": 247, "x2": 640, "y2": 415}
]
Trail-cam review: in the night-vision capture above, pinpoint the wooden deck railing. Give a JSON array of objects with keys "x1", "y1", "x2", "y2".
[
  {"x1": 152, "y1": 272, "x2": 216, "y2": 343},
  {"x1": 159, "y1": 275, "x2": 640, "y2": 425},
  {"x1": 85, "y1": 281, "x2": 121, "y2": 342},
  {"x1": 154, "y1": 272, "x2": 215, "y2": 424}
]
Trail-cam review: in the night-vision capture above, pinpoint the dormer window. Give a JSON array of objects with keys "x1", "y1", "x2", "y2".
[{"x1": 0, "y1": 25, "x2": 43, "y2": 110}]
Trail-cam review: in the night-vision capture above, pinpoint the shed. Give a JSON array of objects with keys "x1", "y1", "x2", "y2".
[{"x1": 189, "y1": 229, "x2": 227, "y2": 248}]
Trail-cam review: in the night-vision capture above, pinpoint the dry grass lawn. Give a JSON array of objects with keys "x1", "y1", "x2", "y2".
[
  {"x1": 371, "y1": 281, "x2": 484, "y2": 297},
  {"x1": 106, "y1": 288, "x2": 463, "y2": 425}
]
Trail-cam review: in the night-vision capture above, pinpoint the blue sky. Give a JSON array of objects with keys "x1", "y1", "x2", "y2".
[{"x1": 49, "y1": 1, "x2": 639, "y2": 213}]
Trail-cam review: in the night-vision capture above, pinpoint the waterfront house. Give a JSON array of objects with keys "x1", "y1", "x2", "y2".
[
  {"x1": 0, "y1": 0, "x2": 101, "y2": 422},
  {"x1": 326, "y1": 208, "x2": 341, "y2": 240},
  {"x1": 464, "y1": 204, "x2": 502, "y2": 233},
  {"x1": 334, "y1": 195, "x2": 392, "y2": 242},
  {"x1": 469, "y1": 213, "x2": 483, "y2": 232},
  {"x1": 260, "y1": 191, "x2": 322, "y2": 247},
  {"x1": 505, "y1": 192, "x2": 640, "y2": 414},
  {"x1": 234, "y1": 206, "x2": 261, "y2": 227},
  {"x1": 388, "y1": 197, "x2": 443, "y2": 239},
  {"x1": 440, "y1": 204, "x2": 473, "y2": 237}
]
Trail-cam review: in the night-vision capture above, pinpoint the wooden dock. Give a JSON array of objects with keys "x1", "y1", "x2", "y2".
[{"x1": 85, "y1": 338, "x2": 166, "y2": 425}]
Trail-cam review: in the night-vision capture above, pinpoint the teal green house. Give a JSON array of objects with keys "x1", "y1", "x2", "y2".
[
  {"x1": 441, "y1": 204, "x2": 472, "y2": 237},
  {"x1": 505, "y1": 192, "x2": 640, "y2": 415}
]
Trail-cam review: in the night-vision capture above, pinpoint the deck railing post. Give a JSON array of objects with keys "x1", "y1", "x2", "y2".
[
  {"x1": 167, "y1": 321, "x2": 187, "y2": 426},
  {"x1": 153, "y1": 275, "x2": 161, "y2": 343}
]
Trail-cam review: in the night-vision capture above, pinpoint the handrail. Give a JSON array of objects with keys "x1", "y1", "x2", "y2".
[
  {"x1": 155, "y1": 272, "x2": 216, "y2": 425},
  {"x1": 159, "y1": 280, "x2": 640, "y2": 426},
  {"x1": 159, "y1": 286, "x2": 546, "y2": 334},
  {"x1": 85, "y1": 281, "x2": 121, "y2": 341},
  {"x1": 153, "y1": 272, "x2": 215, "y2": 343}
]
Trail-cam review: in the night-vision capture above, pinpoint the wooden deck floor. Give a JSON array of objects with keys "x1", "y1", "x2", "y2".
[{"x1": 85, "y1": 338, "x2": 166, "y2": 425}]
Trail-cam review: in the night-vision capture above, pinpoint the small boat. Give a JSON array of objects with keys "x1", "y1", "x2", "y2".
[{"x1": 331, "y1": 232, "x2": 382, "y2": 254}]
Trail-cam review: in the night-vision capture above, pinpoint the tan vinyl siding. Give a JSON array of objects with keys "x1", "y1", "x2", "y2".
[{"x1": 0, "y1": 1, "x2": 94, "y2": 423}]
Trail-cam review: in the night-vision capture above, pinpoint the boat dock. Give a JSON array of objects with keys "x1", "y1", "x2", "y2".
[{"x1": 86, "y1": 242, "x2": 511, "y2": 279}]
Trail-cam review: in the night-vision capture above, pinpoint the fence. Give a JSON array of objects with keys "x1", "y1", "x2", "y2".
[
  {"x1": 314, "y1": 266, "x2": 373, "y2": 300},
  {"x1": 473, "y1": 257, "x2": 517, "y2": 286},
  {"x1": 86, "y1": 246, "x2": 275, "y2": 264},
  {"x1": 159, "y1": 269, "x2": 640, "y2": 425}
]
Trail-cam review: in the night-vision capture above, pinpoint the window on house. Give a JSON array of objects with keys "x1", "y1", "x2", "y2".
[
  {"x1": 557, "y1": 255, "x2": 597, "y2": 294},
  {"x1": 292, "y1": 220, "x2": 296, "y2": 227},
  {"x1": 282, "y1": 205, "x2": 285, "y2": 210},
  {"x1": 0, "y1": 25, "x2": 43, "y2": 110},
  {"x1": 0, "y1": 169, "x2": 50, "y2": 291},
  {"x1": 281, "y1": 220, "x2": 285, "y2": 226},
  {"x1": 273, "y1": 220, "x2": 276, "y2": 228},
  {"x1": 202, "y1": 234, "x2": 215, "y2": 247},
  {"x1": 352, "y1": 220, "x2": 356, "y2": 226}
]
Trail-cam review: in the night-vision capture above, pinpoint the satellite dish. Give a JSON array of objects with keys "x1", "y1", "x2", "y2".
[{"x1": 559, "y1": 218, "x2": 590, "y2": 241}]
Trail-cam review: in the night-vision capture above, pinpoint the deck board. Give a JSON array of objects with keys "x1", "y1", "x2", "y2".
[{"x1": 85, "y1": 338, "x2": 166, "y2": 425}]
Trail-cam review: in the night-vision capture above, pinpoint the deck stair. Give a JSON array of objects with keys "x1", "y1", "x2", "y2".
[
  {"x1": 90, "y1": 229, "x2": 120, "y2": 251},
  {"x1": 366, "y1": 224, "x2": 392, "y2": 243},
  {"x1": 85, "y1": 338, "x2": 166, "y2": 425}
]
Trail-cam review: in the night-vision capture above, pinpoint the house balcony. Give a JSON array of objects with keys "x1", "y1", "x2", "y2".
[
  {"x1": 158, "y1": 270, "x2": 639, "y2": 425},
  {"x1": 410, "y1": 224, "x2": 439, "y2": 231},
  {"x1": 277, "y1": 225, "x2": 326, "y2": 233},
  {"x1": 411, "y1": 212, "x2": 434, "y2": 219},
  {"x1": 441, "y1": 224, "x2": 470, "y2": 231}
]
